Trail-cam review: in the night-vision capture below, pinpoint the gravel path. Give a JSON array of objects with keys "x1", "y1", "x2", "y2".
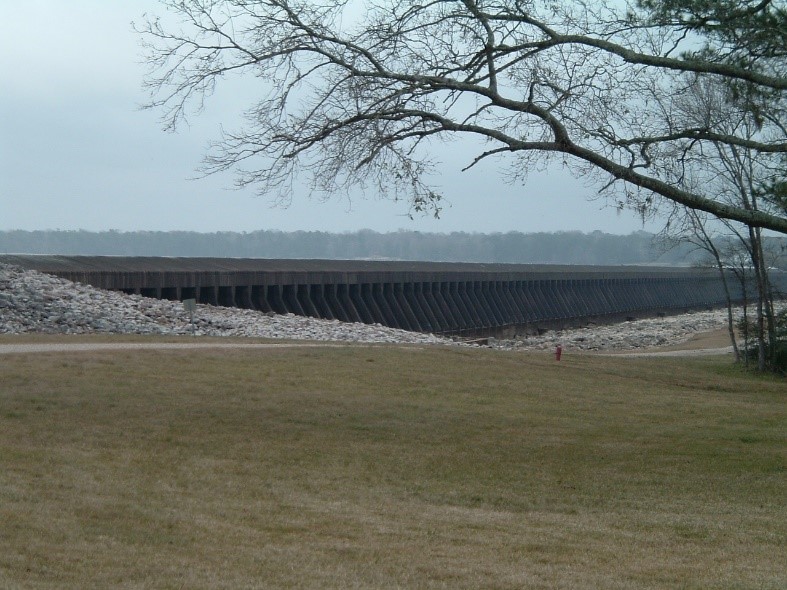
[
  {"x1": 0, "y1": 342, "x2": 347, "y2": 355},
  {"x1": 609, "y1": 345, "x2": 735, "y2": 358}
]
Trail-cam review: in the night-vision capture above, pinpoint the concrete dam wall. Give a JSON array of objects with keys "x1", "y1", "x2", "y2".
[{"x1": 3, "y1": 255, "x2": 766, "y2": 336}]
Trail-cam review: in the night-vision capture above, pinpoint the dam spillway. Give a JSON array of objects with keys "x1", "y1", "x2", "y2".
[{"x1": 1, "y1": 255, "x2": 759, "y2": 336}]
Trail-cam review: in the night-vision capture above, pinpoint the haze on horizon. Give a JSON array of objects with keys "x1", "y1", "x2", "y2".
[{"x1": 0, "y1": 0, "x2": 662, "y2": 236}]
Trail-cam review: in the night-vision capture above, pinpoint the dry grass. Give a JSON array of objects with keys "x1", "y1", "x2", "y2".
[{"x1": 1, "y1": 341, "x2": 785, "y2": 589}]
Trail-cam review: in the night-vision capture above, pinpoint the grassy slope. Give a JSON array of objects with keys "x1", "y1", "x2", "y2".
[{"x1": 0, "y1": 344, "x2": 784, "y2": 589}]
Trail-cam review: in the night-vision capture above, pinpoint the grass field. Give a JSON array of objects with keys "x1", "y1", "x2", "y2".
[{"x1": 1, "y1": 338, "x2": 785, "y2": 588}]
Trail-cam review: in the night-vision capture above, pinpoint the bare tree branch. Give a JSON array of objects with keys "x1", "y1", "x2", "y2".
[{"x1": 138, "y1": 0, "x2": 787, "y2": 232}]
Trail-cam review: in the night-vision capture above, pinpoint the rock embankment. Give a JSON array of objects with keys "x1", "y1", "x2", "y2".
[
  {"x1": 0, "y1": 263, "x2": 446, "y2": 344},
  {"x1": 485, "y1": 310, "x2": 738, "y2": 352},
  {"x1": 0, "y1": 262, "x2": 750, "y2": 351}
]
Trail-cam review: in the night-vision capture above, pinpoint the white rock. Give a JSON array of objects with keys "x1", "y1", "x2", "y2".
[{"x1": 0, "y1": 263, "x2": 448, "y2": 345}]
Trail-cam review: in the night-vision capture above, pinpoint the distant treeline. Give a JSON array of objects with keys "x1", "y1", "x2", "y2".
[{"x1": 1, "y1": 229, "x2": 785, "y2": 267}]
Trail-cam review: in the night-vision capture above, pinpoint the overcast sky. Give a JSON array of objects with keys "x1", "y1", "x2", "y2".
[{"x1": 0, "y1": 0, "x2": 661, "y2": 235}]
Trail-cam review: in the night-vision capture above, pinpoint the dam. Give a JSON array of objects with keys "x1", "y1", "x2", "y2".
[{"x1": 1, "y1": 255, "x2": 764, "y2": 336}]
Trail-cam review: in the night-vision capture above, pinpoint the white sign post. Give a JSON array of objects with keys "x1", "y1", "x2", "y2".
[{"x1": 182, "y1": 298, "x2": 197, "y2": 335}]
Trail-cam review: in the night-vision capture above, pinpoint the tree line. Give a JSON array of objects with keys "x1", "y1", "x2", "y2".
[{"x1": 2, "y1": 229, "x2": 785, "y2": 267}]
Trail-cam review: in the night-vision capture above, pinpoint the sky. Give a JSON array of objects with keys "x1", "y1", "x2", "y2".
[{"x1": 0, "y1": 0, "x2": 661, "y2": 235}]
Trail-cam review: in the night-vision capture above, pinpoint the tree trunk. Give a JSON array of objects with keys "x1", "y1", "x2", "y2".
[
  {"x1": 752, "y1": 228, "x2": 777, "y2": 365},
  {"x1": 712, "y1": 256, "x2": 740, "y2": 362},
  {"x1": 747, "y1": 226, "x2": 767, "y2": 371}
]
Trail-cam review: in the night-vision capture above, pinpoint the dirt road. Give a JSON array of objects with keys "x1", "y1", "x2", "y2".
[{"x1": 0, "y1": 341, "x2": 344, "y2": 355}]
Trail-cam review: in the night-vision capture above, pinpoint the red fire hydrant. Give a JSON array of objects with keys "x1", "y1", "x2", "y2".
[{"x1": 555, "y1": 345, "x2": 563, "y2": 361}]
